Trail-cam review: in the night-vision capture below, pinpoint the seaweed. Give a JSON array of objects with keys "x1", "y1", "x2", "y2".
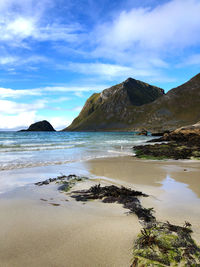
[
  {"x1": 35, "y1": 174, "x2": 87, "y2": 190},
  {"x1": 71, "y1": 184, "x2": 155, "y2": 224},
  {"x1": 132, "y1": 222, "x2": 200, "y2": 266},
  {"x1": 69, "y1": 182, "x2": 200, "y2": 266}
]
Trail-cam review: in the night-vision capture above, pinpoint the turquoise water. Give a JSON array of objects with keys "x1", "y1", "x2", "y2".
[{"x1": 0, "y1": 131, "x2": 151, "y2": 171}]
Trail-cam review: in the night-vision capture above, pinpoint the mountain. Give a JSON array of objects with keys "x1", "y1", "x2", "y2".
[
  {"x1": 20, "y1": 120, "x2": 56, "y2": 131},
  {"x1": 64, "y1": 78, "x2": 164, "y2": 131},
  {"x1": 64, "y1": 74, "x2": 200, "y2": 132}
]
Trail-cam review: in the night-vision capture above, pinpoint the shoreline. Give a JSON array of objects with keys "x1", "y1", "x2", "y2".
[{"x1": 0, "y1": 156, "x2": 200, "y2": 266}]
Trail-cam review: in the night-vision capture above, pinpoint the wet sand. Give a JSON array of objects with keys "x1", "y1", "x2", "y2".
[
  {"x1": 86, "y1": 157, "x2": 200, "y2": 242},
  {"x1": 0, "y1": 156, "x2": 200, "y2": 266}
]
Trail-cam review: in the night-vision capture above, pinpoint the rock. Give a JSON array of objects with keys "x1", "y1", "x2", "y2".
[
  {"x1": 136, "y1": 129, "x2": 148, "y2": 136},
  {"x1": 134, "y1": 143, "x2": 200, "y2": 160},
  {"x1": 152, "y1": 121, "x2": 200, "y2": 145},
  {"x1": 151, "y1": 130, "x2": 170, "y2": 136},
  {"x1": 20, "y1": 120, "x2": 56, "y2": 132},
  {"x1": 134, "y1": 121, "x2": 200, "y2": 160}
]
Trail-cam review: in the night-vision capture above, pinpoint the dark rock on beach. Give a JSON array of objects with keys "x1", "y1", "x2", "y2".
[
  {"x1": 136, "y1": 129, "x2": 148, "y2": 136},
  {"x1": 153, "y1": 121, "x2": 200, "y2": 144},
  {"x1": 134, "y1": 143, "x2": 200, "y2": 160},
  {"x1": 134, "y1": 121, "x2": 200, "y2": 160},
  {"x1": 151, "y1": 130, "x2": 170, "y2": 136}
]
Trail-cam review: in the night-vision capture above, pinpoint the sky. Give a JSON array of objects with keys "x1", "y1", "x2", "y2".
[{"x1": 0, "y1": 0, "x2": 200, "y2": 130}]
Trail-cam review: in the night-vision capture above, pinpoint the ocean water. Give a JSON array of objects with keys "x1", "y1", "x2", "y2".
[{"x1": 0, "y1": 131, "x2": 151, "y2": 171}]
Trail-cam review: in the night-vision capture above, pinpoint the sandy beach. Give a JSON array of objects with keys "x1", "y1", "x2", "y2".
[
  {"x1": 86, "y1": 157, "x2": 200, "y2": 241},
  {"x1": 0, "y1": 173, "x2": 141, "y2": 267},
  {"x1": 0, "y1": 156, "x2": 200, "y2": 266}
]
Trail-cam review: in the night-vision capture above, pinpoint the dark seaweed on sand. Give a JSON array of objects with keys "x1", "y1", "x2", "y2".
[{"x1": 71, "y1": 184, "x2": 155, "y2": 224}]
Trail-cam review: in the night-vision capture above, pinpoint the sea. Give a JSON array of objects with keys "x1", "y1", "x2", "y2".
[
  {"x1": 0, "y1": 131, "x2": 151, "y2": 171},
  {"x1": 0, "y1": 131, "x2": 152, "y2": 193}
]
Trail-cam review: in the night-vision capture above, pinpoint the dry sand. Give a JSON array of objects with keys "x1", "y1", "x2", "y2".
[
  {"x1": 0, "y1": 156, "x2": 200, "y2": 266},
  {"x1": 0, "y1": 181, "x2": 140, "y2": 267}
]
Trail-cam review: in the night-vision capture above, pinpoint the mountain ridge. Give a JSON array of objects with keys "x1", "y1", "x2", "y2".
[{"x1": 64, "y1": 74, "x2": 200, "y2": 132}]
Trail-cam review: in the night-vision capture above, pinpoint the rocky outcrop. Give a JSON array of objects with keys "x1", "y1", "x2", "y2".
[
  {"x1": 64, "y1": 73, "x2": 200, "y2": 132},
  {"x1": 136, "y1": 129, "x2": 148, "y2": 136},
  {"x1": 20, "y1": 120, "x2": 56, "y2": 132},
  {"x1": 134, "y1": 121, "x2": 200, "y2": 160},
  {"x1": 152, "y1": 121, "x2": 200, "y2": 144},
  {"x1": 151, "y1": 130, "x2": 170, "y2": 136}
]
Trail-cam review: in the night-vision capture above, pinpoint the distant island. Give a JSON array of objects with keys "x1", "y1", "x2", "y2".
[
  {"x1": 20, "y1": 120, "x2": 56, "y2": 132},
  {"x1": 64, "y1": 73, "x2": 200, "y2": 132}
]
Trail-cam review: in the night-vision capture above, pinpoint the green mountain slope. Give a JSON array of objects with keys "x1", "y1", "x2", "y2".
[{"x1": 64, "y1": 74, "x2": 200, "y2": 132}]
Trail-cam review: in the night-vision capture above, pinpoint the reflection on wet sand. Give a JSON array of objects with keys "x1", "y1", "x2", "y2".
[
  {"x1": 87, "y1": 157, "x2": 200, "y2": 241},
  {"x1": 87, "y1": 157, "x2": 200, "y2": 196}
]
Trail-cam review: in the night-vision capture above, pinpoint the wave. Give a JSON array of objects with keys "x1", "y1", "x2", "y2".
[
  {"x1": 0, "y1": 132, "x2": 149, "y2": 171},
  {"x1": 0, "y1": 153, "x2": 126, "y2": 171},
  {"x1": 0, "y1": 145, "x2": 76, "y2": 152}
]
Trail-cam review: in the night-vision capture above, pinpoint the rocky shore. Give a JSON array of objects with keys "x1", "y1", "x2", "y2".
[{"x1": 134, "y1": 122, "x2": 200, "y2": 160}]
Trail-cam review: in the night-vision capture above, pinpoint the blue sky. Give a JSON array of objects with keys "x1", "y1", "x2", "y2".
[{"x1": 0, "y1": 0, "x2": 200, "y2": 130}]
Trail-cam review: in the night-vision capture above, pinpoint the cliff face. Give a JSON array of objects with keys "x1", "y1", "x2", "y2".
[{"x1": 65, "y1": 74, "x2": 200, "y2": 132}]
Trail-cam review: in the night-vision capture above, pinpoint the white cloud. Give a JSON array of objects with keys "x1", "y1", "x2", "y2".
[
  {"x1": 74, "y1": 91, "x2": 84, "y2": 97},
  {"x1": 5, "y1": 17, "x2": 35, "y2": 40},
  {"x1": 49, "y1": 97, "x2": 71, "y2": 103},
  {"x1": 0, "y1": 56, "x2": 18, "y2": 65},
  {"x1": 48, "y1": 117, "x2": 71, "y2": 130},
  {"x1": 0, "y1": 84, "x2": 110, "y2": 101},
  {"x1": 0, "y1": 99, "x2": 46, "y2": 114},
  {"x1": 0, "y1": 87, "x2": 41, "y2": 98},
  {"x1": 42, "y1": 84, "x2": 109, "y2": 92},
  {"x1": 0, "y1": 55, "x2": 49, "y2": 71},
  {"x1": 67, "y1": 62, "x2": 157, "y2": 79},
  {"x1": 33, "y1": 23, "x2": 82, "y2": 43},
  {"x1": 0, "y1": 0, "x2": 82, "y2": 48},
  {"x1": 0, "y1": 111, "x2": 36, "y2": 130},
  {"x1": 88, "y1": 0, "x2": 200, "y2": 77},
  {"x1": 96, "y1": 0, "x2": 200, "y2": 52},
  {"x1": 0, "y1": 17, "x2": 80, "y2": 45},
  {"x1": 0, "y1": 112, "x2": 71, "y2": 131},
  {"x1": 177, "y1": 54, "x2": 200, "y2": 67}
]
